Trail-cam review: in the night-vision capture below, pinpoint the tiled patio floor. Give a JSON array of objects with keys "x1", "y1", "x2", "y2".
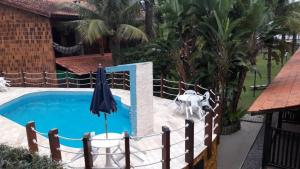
[{"x1": 0, "y1": 88, "x2": 213, "y2": 169}]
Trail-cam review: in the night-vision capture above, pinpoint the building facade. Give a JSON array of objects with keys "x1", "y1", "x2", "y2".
[{"x1": 0, "y1": 2, "x2": 58, "y2": 73}]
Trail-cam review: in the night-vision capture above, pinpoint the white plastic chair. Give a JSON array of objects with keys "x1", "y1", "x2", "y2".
[
  {"x1": 175, "y1": 90, "x2": 204, "y2": 119},
  {"x1": 201, "y1": 91, "x2": 212, "y2": 109},
  {"x1": 186, "y1": 94, "x2": 205, "y2": 119},
  {"x1": 0, "y1": 77, "x2": 10, "y2": 92}
]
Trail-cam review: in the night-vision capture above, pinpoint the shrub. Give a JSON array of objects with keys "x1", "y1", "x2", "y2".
[{"x1": 0, "y1": 144, "x2": 62, "y2": 169}]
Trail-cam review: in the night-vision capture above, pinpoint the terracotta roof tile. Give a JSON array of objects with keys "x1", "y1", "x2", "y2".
[
  {"x1": 249, "y1": 48, "x2": 300, "y2": 113},
  {"x1": 0, "y1": 0, "x2": 78, "y2": 18},
  {"x1": 56, "y1": 54, "x2": 113, "y2": 75}
]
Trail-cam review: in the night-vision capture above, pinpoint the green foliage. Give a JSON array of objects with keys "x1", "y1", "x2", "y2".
[
  {"x1": 225, "y1": 108, "x2": 247, "y2": 125},
  {"x1": 0, "y1": 144, "x2": 62, "y2": 169},
  {"x1": 63, "y1": 0, "x2": 148, "y2": 64},
  {"x1": 122, "y1": 39, "x2": 177, "y2": 77}
]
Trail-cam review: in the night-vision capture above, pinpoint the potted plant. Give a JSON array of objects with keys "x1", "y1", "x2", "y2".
[{"x1": 221, "y1": 108, "x2": 247, "y2": 135}]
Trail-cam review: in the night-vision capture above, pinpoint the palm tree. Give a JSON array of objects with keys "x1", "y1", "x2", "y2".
[
  {"x1": 188, "y1": 0, "x2": 269, "y2": 124},
  {"x1": 264, "y1": 0, "x2": 300, "y2": 83},
  {"x1": 144, "y1": 0, "x2": 156, "y2": 39},
  {"x1": 66, "y1": 0, "x2": 148, "y2": 65}
]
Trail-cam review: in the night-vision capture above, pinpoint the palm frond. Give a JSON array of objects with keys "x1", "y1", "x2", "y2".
[
  {"x1": 77, "y1": 19, "x2": 111, "y2": 44},
  {"x1": 120, "y1": 1, "x2": 142, "y2": 25},
  {"x1": 117, "y1": 24, "x2": 148, "y2": 42}
]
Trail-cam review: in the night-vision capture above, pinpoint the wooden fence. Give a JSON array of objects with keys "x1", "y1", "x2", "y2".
[
  {"x1": 1, "y1": 71, "x2": 213, "y2": 100},
  {"x1": 25, "y1": 104, "x2": 221, "y2": 169},
  {"x1": 2, "y1": 71, "x2": 222, "y2": 168}
]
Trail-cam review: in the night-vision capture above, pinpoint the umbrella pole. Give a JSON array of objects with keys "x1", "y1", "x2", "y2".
[{"x1": 105, "y1": 113, "x2": 108, "y2": 138}]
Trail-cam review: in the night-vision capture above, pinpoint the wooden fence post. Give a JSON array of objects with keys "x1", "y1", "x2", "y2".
[
  {"x1": 215, "y1": 94, "x2": 222, "y2": 144},
  {"x1": 185, "y1": 119, "x2": 194, "y2": 168},
  {"x1": 43, "y1": 71, "x2": 46, "y2": 87},
  {"x1": 21, "y1": 71, "x2": 25, "y2": 87},
  {"x1": 89, "y1": 71, "x2": 93, "y2": 88},
  {"x1": 48, "y1": 129, "x2": 61, "y2": 162},
  {"x1": 204, "y1": 108, "x2": 213, "y2": 159},
  {"x1": 26, "y1": 121, "x2": 38, "y2": 153},
  {"x1": 65, "y1": 72, "x2": 69, "y2": 88},
  {"x1": 162, "y1": 126, "x2": 170, "y2": 169},
  {"x1": 194, "y1": 83, "x2": 200, "y2": 94},
  {"x1": 160, "y1": 74, "x2": 164, "y2": 98},
  {"x1": 124, "y1": 132, "x2": 130, "y2": 169},
  {"x1": 179, "y1": 79, "x2": 184, "y2": 95},
  {"x1": 83, "y1": 133, "x2": 93, "y2": 169},
  {"x1": 111, "y1": 73, "x2": 115, "y2": 88},
  {"x1": 209, "y1": 89, "x2": 215, "y2": 106},
  {"x1": 123, "y1": 72, "x2": 126, "y2": 90}
]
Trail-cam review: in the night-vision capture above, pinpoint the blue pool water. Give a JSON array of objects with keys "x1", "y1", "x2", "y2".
[{"x1": 0, "y1": 91, "x2": 131, "y2": 148}]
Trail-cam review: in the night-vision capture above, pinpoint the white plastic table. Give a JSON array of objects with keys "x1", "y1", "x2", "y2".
[
  {"x1": 91, "y1": 133, "x2": 123, "y2": 167},
  {"x1": 177, "y1": 94, "x2": 203, "y2": 102}
]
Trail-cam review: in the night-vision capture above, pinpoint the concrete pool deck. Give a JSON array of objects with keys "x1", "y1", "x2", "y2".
[{"x1": 0, "y1": 87, "x2": 212, "y2": 169}]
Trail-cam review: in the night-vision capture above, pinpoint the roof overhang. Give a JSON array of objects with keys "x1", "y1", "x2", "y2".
[
  {"x1": 249, "y1": 48, "x2": 300, "y2": 115},
  {"x1": 56, "y1": 54, "x2": 113, "y2": 76},
  {"x1": 0, "y1": 0, "x2": 79, "y2": 19}
]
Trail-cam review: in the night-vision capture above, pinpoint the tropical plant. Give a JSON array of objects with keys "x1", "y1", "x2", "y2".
[
  {"x1": 0, "y1": 144, "x2": 62, "y2": 169},
  {"x1": 64, "y1": 0, "x2": 149, "y2": 65},
  {"x1": 156, "y1": 0, "x2": 201, "y2": 81},
  {"x1": 144, "y1": 0, "x2": 156, "y2": 39},
  {"x1": 263, "y1": 0, "x2": 300, "y2": 83},
  {"x1": 184, "y1": 0, "x2": 270, "y2": 125},
  {"x1": 122, "y1": 38, "x2": 177, "y2": 77}
]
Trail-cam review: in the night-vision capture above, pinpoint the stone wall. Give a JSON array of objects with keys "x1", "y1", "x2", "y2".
[{"x1": 0, "y1": 4, "x2": 56, "y2": 73}]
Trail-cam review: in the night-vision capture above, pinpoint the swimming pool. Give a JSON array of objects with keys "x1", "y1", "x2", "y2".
[{"x1": 0, "y1": 91, "x2": 131, "y2": 148}]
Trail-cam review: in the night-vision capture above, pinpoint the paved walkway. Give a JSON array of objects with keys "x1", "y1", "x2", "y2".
[
  {"x1": 217, "y1": 119, "x2": 263, "y2": 169},
  {"x1": 241, "y1": 126, "x2": 264, "y2": 169}
]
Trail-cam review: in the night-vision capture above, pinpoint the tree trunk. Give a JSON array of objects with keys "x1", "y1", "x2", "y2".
[
  {"x1": 99, "y1": 38, "x2": 105, "y2": 56},
  {"x1": 145, "y1": 0, "x2": 155, "y2": 39},
  {"x1": 230, "y1": 69, "x2": 247, "y2": 113},
  {"x1": 292, "y1": 32, "x2": 297, "y2": 53},
  {"x1": 109, "y1": 37, "x2": 121, "y2": 65},
  {"x1": 267, "y1": 47, "x2": 272, "y2": 84},
  {"x1": 281, "y1": 34, "x2": 286, "y2": 67}
]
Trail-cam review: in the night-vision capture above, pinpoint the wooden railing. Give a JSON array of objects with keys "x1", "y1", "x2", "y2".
[
  {"x1": 2, "y1": 71, "x2": 222, "y2": 168},
  {"x1": 25, "y1": 105, "x2": 221, "y2": 169},
  {"x1": 269, "y1": 127, "x2": 300, "y2": 169},
  {"x1": 1, "y1": 71, "x2": 213, "y2": 101}
]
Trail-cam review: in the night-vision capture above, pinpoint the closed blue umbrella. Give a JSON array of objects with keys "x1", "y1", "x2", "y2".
[{"x1": 90, "y1": 65, "x2": 117, "y2": 138}]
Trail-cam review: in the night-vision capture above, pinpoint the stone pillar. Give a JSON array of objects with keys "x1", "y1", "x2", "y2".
[{"x1": 135, "y1": 62, "x2": 153, "y2": 136}]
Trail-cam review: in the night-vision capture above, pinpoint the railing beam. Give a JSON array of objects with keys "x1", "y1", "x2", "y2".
[
  {"x1": 123, "y1": 72, "x2": 126, "y2": 90},
  {"x1": 111, "y1": 73, "x2": 115, "y2": 88},
  {"x1": 160, "y1": 75, "x2": 164, "y2": 98},
  {"x1": 21, "y1": 71, "x2": 25, "y2": 87},
  {"x1": 89, "y1": 71, "x2": 93, "y2": 88},
  {"x1": 215, "y1": 94, "x2": 222, "y2": 144},
  {"x1": 48, "y1": 129, "x2": 61, "y2": 162},
  {"x1": 26, "y1": 121, "x2": 38, "y2": 153},
  {"x1": 124, "y1": 132, "x2": 130, "y2": 169},
  {"x1": 162, "y1": 126, "x2": 170, "y2": 169},
  {"x1": 42, "y1": 71, "x2": 46, "y2": 87},
  {"x1": 204, "y1": 107, "x2": 213, "y2": 159},
  {"x1": 185, "y1": 119, "x2": 194, "y2": 168},
  {"x1": 83, "y1": 133, "x2": 93, "y2": 169},
  {"x1": 65, "y1": 72, "x2": 69, "y2": 88}
]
